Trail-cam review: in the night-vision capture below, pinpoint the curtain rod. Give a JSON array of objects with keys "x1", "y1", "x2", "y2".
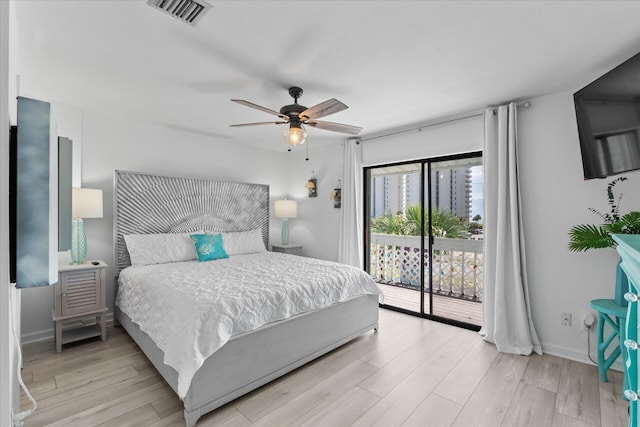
[{"x1": 359, "y1": 100, "x2": 531, "y2": 143}]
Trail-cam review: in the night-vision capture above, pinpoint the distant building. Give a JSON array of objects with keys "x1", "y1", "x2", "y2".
[
  {"x1": 370, "y1": 167, "x2": 472, "y2": 220},
  {"x1": 431, "y1": 167, "x2": 472, "y2": 220}
]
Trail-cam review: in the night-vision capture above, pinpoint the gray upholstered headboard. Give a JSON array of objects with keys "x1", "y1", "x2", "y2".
[{"x1": 114, "y1": 170, "x2": 269, "y2": 274}]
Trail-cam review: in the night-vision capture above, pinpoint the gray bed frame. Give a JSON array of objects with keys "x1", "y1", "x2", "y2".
[{"x1": 113, "y1": 170, "x2": 379, "y2": 426}]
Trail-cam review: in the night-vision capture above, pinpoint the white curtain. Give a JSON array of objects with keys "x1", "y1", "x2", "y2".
[
  {"x1": 338, "y1": 139, "x2": 363, "y2": 268},
  {"x1": 481, "y1": 102, "x2": 541, "y2": 355}
]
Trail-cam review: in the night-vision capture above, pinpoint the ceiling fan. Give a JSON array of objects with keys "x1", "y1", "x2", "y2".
[{"x1": 230, "y1": 86, "x2": 362, "y2": 147}]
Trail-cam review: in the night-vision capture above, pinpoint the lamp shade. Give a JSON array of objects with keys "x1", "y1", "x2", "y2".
[
  {"x1": 274, "y1": 199, "x2": 297, "y2": 219},
  {"x1": 72, "y1": 188, "x2": 103, "y2": 219}
]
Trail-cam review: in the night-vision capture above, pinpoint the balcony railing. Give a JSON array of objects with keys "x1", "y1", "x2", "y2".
[{"x1": 369, "y1": 233, "x2": 484, "y2": 302}]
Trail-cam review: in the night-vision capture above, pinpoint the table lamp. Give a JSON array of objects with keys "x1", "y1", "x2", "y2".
[
  {"x1": 71, "y1": 188, "x2": 103, "y2": 264},
  {"x1": 274, "y1": 199, "x2": 297, "y2": 246}
]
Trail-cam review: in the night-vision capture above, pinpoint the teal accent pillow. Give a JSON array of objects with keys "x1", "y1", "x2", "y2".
[{"x1": 190, "y1": 233, "x2": 229, "y2": 262}]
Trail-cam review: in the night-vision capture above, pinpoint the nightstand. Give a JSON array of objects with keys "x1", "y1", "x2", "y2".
[
  {"x1": 271, "y1": 244, "x2": 303, "y2": 256},
  {"x1": 53, "y1": 261, "x2": 108, "y2": 353}
]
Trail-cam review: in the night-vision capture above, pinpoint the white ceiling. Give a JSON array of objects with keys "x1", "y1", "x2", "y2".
[{"x1": 13, "y1": 0, "x2": 640, "y2": 153}]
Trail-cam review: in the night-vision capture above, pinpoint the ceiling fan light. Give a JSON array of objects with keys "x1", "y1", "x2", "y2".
[{"x1": 286, "y1": 125, "x2": 307, "y2": 146}]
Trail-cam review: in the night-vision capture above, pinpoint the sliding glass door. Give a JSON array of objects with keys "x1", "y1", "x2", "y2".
[
  {"x1": 427, "y1": 157, "x2": 483, "y2": 326},
  {"x1": 367, "y1": 162, "x2": 423, "y2": 313},
  {"x1": 365, "y1": 153, "x2": 483, "y2": 329}
]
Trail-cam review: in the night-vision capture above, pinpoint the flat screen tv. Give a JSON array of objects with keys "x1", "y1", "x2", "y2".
[{"x1": 574, "y1": 52, "x2": 640, "y2": 180}]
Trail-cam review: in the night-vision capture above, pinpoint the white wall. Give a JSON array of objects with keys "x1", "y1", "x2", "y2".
[
  {"x1": 20, "y1": 107, "x2": 290, "y2": 341},
  {"x1": 1, "y1": 0, "x2": 20, "y2": 423},
  {"x1": 519, "y1": 90, "x2": 640, "y2": 362},
  {"x1": 0, "y1": 2, "x2": 12, "y2": 423},
  {"x1": 362, "y1": 115, "x2": 484, "y2": 167},
  {"x1": 51, "y1": 102, "x2": 83, "y2": 186},
  {"x1": 287, "y1": 141, "x2": 345, "y2": 261}
]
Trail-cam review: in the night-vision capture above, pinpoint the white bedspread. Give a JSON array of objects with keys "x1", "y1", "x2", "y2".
[{"x1": 116, "y1": 252, "x2": 381, "y2": 399}]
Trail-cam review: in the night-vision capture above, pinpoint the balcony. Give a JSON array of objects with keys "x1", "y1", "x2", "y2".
[{"x1": 370, "y1": 233, "x2": 483, "y2": 326}]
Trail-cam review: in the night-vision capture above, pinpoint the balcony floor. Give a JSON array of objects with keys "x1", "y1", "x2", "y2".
[{"x1": 378, "y1": 283, "x2": 483, "y2": 326}]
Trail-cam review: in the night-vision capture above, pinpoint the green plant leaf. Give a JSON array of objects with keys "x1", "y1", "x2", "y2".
[
  {"x1": 567, "y1": 224, "x2": 614, "y2": 252},
  {"x1": 612, "y1": 211, "x2": 640, "y2": 234},
  {"x1": 567, "y1": 179, "x2": 638, "y2": 252}
]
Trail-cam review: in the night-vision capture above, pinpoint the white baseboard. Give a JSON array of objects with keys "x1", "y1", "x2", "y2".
[
  {"x1": 20, "y1": 328, "x2": 53, "y2": 345},
  {"x1": 542, "y1": 341, "x2": 623, "y2": 372}
]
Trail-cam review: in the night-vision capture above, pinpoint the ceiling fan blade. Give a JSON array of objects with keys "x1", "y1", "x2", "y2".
[
  {"x1": 299, "y1": 98, "x2": 348, "y2": 120},
  {"x1": 231, "y1": 99, "x2": 289, "y2": 120},
  {"x1": 230, "y1": 121, "x2": 287, "y2": 127},
  {"x1": 307, "y1": 120, "x2": 362, "y2": 135}
]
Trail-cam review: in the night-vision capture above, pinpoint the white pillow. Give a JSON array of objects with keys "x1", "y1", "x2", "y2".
[
  {"x1": 221, "y1": 229, "x2": 266, "y2": 256},
  {"x1": 124, "y1": 233, "x2": 197, "y2": 267}
]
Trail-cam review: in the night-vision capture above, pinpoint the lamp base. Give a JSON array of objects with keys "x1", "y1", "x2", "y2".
[
  {"x1": 281, "y1": 218, "x2": 289, "y2": 246},
  {"x1": 70, "y1": 217, "x2": 87, "y2": 264}
]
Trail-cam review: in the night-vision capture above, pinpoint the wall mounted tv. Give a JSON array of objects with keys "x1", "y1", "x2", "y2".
[{"x1": 574, "y1": 52, "x2": 640, "y2": 180}]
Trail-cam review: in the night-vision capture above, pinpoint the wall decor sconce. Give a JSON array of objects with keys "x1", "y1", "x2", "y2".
[
  {"x1": 329, "y1": 179, "x2": 342, "y2": 208},
  {"x1": 305, "y1": 171, "x2": 317, "y2": 197},
  {"x1": 304, "y1": 171, "x2": 318, "y2": 197}
]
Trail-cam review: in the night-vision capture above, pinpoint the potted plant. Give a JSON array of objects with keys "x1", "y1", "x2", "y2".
[{"x1": 568, "y1": 177, "x2": 640, "y2": 305}]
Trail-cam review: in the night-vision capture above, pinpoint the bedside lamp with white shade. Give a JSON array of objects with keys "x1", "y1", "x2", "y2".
[
  {"x1": 71, "y1": 188, "x2": 103, "y2": 264},
  {"x1": 274, "y1": 199, "x2": 297, "y2": 246}
]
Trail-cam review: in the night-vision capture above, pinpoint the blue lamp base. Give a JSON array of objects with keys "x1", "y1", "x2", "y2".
[
  {"x1": 70, "y1": 217, "x2": 87, "y2": 264},
  {"x1": 281, "y1": 218, "x2": 289, "y2": 246}
]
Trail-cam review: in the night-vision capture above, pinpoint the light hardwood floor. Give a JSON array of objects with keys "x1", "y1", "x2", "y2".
[{"x1": 20, "y1": 308, "x2": 628, "y2": 427}]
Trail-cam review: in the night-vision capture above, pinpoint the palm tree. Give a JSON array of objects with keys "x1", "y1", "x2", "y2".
[
  {"x1": 371, "y1": 205, "x2": 469, "y2": 238},
  {"x1": 371, "y1": 211, "x2": 406, "y2": 235},
  {"x1": 430, "y1": 208, "x2": 468, "y2": 238},
  {"x1": 403, "y1": 205, "x2": 425, "y2": 236}
]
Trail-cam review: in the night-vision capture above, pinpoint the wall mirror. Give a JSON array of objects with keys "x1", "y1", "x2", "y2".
[{"x1": 58, "y1": 138, "x2": 81, "y2": 252}]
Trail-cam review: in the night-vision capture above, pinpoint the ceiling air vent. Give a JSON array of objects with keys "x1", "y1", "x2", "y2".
[{"x1": 148, "y1": 0, "x2": 212, "y2": 26}]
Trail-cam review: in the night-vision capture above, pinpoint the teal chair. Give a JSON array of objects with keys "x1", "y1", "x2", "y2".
[{"x1": 590, "y1": 298, "x2": 629, "y2": 395}]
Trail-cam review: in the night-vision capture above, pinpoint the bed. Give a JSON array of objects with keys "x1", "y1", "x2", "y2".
[{"x1": 113, "y1": 170, "x2": 380, "y2": 427}]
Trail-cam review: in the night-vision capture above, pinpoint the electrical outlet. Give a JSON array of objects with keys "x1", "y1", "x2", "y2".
[
  {"x1": 561, "y1": 312, "x2": 572, "y2": 326},
  {"x1": 583, "y1": 313, "x2": 595, "y2": 328}
]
